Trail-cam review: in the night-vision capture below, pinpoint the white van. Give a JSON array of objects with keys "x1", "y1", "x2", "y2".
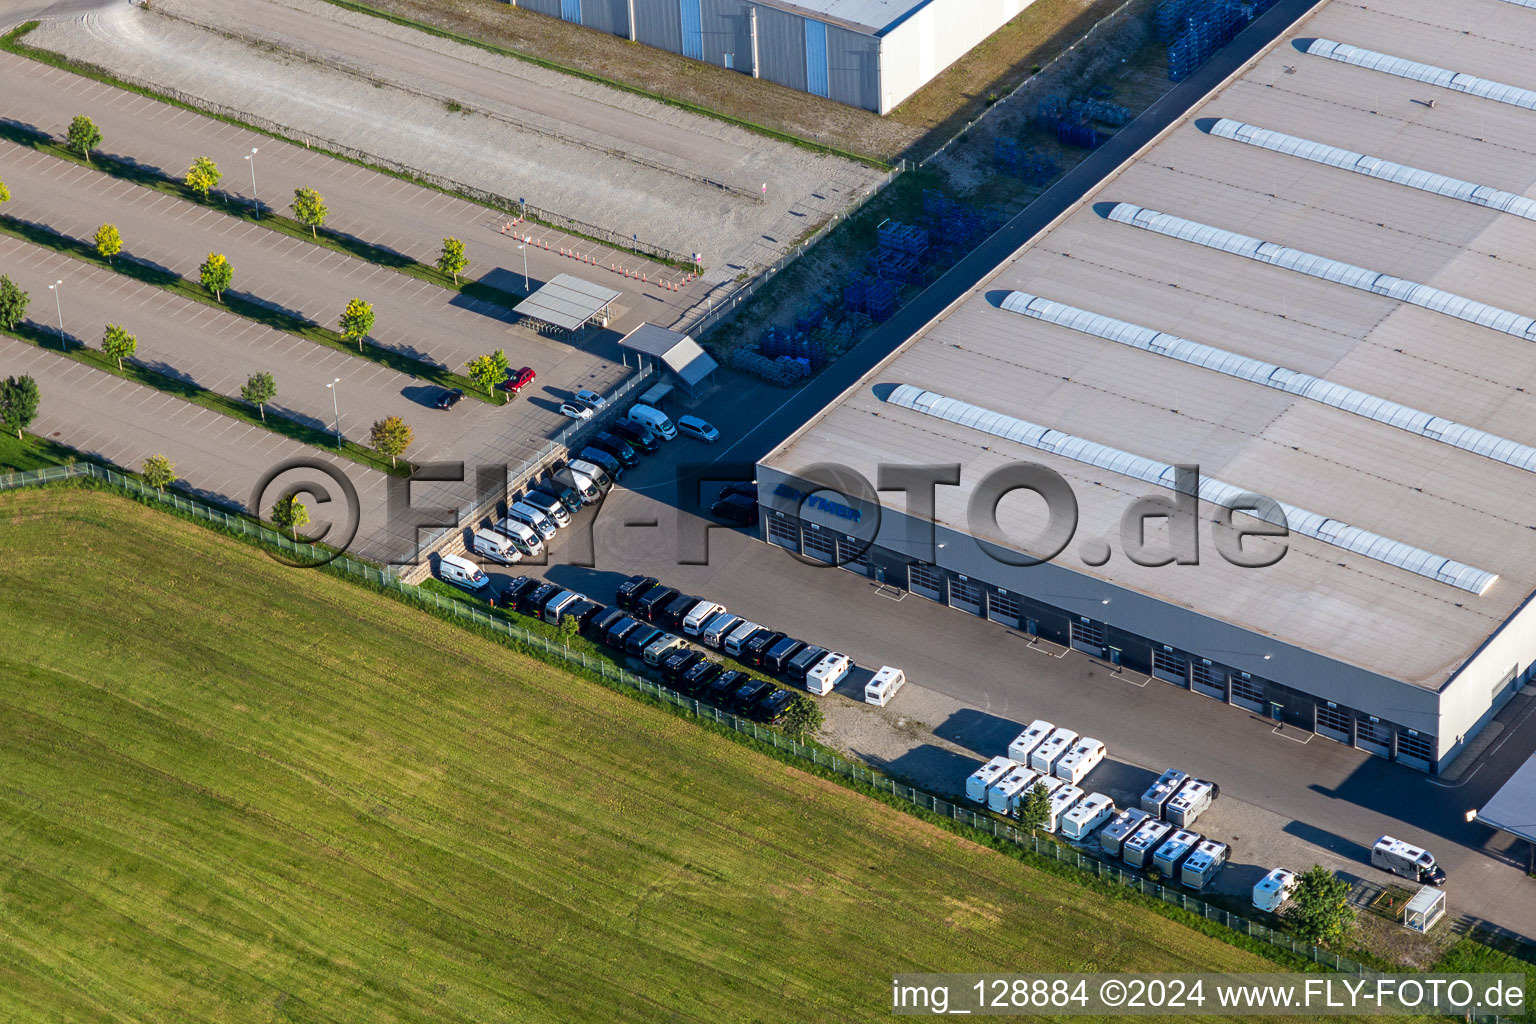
[
  {"x1": 551, "y1": 466, "x2": 601, "y2": 504},
  {"x1": 1054, "y1": 737, "x2": 1106, "y2": 785},
  {"x1": 987, "y1": 764, "x2": 1039, "y2": 815},
  {"x1": 1252, "y1": 867, "x2": 1298, "y2": 912},
  {"x1": 567, "y1": 459, "x2": 613, "y2": 495},
  {"x1": 1008, "y1": 720, "x2": 1054, "y2": 763},
  {"x1": 471, "y1": 529, "x2": 521, "y2": 565},
  {"x1": 507, "y1": 501, "x2": 558, "y2": 540},
  {"x1": 806, "y1": 652, "x2": 851, "y2": 696},
  {"x1": 1029, "y1": 727, "x2": 1078, "y2": 775},
  {"x1": 438, "y1": 552, "x2": 489, "y2": 591},
  {"x1": 683, "y1": 601, "x2": 726, "y2": 636},
  {"x1": 1060, "y1": 792, "x2": 1115, "y2": 841},
  {"x1": 542, "y1": 590, "x2": 580, "y2": 625},
  {"x1": 965, "y1": 756, "x2": 1019, "y2": 804},
  {"x1": 701, "y1": 612, "x2": 743, "y2": 648},
  {"x1": 628, "y1": 403, "x2": 677, "y2": 440},
  {"x1": 864, "y1": 666, "x2": 905, "y2": 707},
  {"x1": 494, "y1": 517, "x2": 545, "y2": 558}
]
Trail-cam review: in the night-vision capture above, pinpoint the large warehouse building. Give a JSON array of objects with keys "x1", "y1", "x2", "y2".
[
  {"x1": 758, "y1": 0, "x2": 1536, "y2": 773},
  {"x1": 507, "y1": 0, "x2": 1038, "y2": 113}
]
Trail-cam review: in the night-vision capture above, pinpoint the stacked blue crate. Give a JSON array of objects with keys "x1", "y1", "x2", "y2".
[{"x1": 1056, "y1": 120, "x2": 1098, "y2": 148}]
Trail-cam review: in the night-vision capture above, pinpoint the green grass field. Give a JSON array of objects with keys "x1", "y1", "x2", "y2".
[{"x1": 1, "y1": 488, "x2": 1325, "y2": 1021}]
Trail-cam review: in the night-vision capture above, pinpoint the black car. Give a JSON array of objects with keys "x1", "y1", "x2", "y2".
[
  {"x1": 660, "y1": 649, "x2": 702, "y2": 682},
  {"x1": 616, "y1": 575, "x2": 659, "y2": 611},
  {"x1": 710, "y1": 493, "x2": 758, "y2": 526},
  {"x1": 566, "y1": 599, "x2": 606, "y2": 630},
  {"x1": 705, "y1": 669, "x2": 747, "y2": 706},
  {"x1": 591, "y1": 432, "x2": 640, "y2": 467},
  {"x1": 519, "y1": 582, "x2": 561, "y2": 617},
  {"x1": 756, "y1": 687, "x2": 794, "y2": 724},
  {"x1": 624, "y1": 624, "x2": 663, "y2": 657},
  {"x1": 679, "y1": 659, "x2": 722, "y2": 695},
  {"x1": 764, "y1": 637, "x2": 806, "y2": 675},
  {"x1": 786, "y1": 644, "x2": 830, "y2": 682},
  {"x1": 635, "y1": 585, "x2": 680, "y2": 623},
  {"x1": 434, "y1": 387, "x2": 464, "y2": 410},
  {"x1": 613, "y1": 418, "x2": 660, "y2": 454},
  {"x1": 719, "y1": 480, "x2": 757, "y2": 502},
  {"x1": 578, "y1": 447, "x2": 624, "y2": 481},
  {"x1": 731, "y1": 678, "x2": 775, "y2": 713},
  {"x1": 604, "y1": 616, "x2": 643, "y2": 649},
  {"x1": 742, "y1": 630, "x2": 785, "y2": 668},
  {"x1": 587, "y1": 605, "x2": 627, "y2": 639},
  {"x1": 659, "y1": 593, "x2": 700, "y2": 632}
]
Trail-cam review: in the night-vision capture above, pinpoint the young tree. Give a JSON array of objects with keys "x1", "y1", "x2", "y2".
[
  {"x1": 199, "y1": 252, "x2": 233, "y2": 301},
  {"x1": 271, "y1": 491, "x2": 310, "y2": 540},
  {"x1": 67, "y1": 114, "x2": 102, "y2": 163},
  {"x1": 0, "y1": 179, "x2": 9, "y2": 205},
  {"x1": 184, "y1": 156, "x2": 222, "y2": 200},
  {"x1": 291, "y1": 187, "x2": 328, "y2": 237},
  {"x1": 338, "y1": 298, "x2": 374, "y2": 350},
  {"x1": 781, "y1": 692, "x2": 824, "y2": 739},
  {"x1": 101, "y1": 323, "x2": 137, "y2": 370},
  {"x1": 1286, "y1": 865, "x2": 1356, "y2": 946},
  {"x1": 558, "y1": 613, "x2": 580, "y2": 645},
  {"x1": 0, "y1": 275, "x2": 29, "y2": 329},
  {"x1": 369, "y1": 415, "x2": 414, "y2": 467},
  {"x1": 466, "y1": 349, "x2": 510, "y2": 401},
  {"x1": 141, "y1": 454, "x2": 177, "y2": 493},
  {"x1": 94, "y1": 223, "x2": 122, "y2": 266},
  {"x1": 240, "y1": 371, "x2": 277, "y2": 422},
  {"x1": 0, "y1": 374, "x2": 40, "y2": 439},
  {"x1": 437, "y1": 236, "x2": 468, "y2": 285},
  {"x1": 1016, "y1": 781, "x2": 1051, "y2": 832}
]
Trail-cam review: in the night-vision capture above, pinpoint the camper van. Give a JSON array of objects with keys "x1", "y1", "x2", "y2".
[
  {"x1": 1165, "y1": 778, "x2": 1216, "y2": 828},
  {"x1": 1141, "y1": 768, "x2": 1190, "y2": 817},
  {"x1": 1371, "y1": 835, "x2": 1447, "y2": 886},
  {"x1": 541, "y1": 590, "x2": 580, "y2": 625},
  {"x1": 1008, "y1": 720, "x2": 1054, "y2": 764},
  {"x1": 723, "y1": 621, "x2": 766, "y2": 657},
  {"x1": 805, "y1": 652, "x2": 852, "y2": 696},
  {"x1": 986, "y1": 765, "x2": 1040, "y2": 815},
  {"x1": 471, "y1": 529, "x2": 521, "y2": 565},
  {"x1": 1180, "y1": 840, "x2": 1228, "y2": 890},
  {"x1": 628, "y1": 403, "x2": 677, "y2": 440},
  {"x1": 864, "y1": 666, "x2": 906, "y2": 707},
  {"x1": 1045, "y1": 783, "x2": 1086, "y2": 833},
  {"x1": 643, "y1": 632, "x2": 687, "y2": 666},
  {"x1": 551, "y1": 466, "x2": 601, "y2": 505},
  {"x1": 701, "y1": 613, "x2": 744, "y2": 649},
  {"x1": 1060, "y1": 792, "x2": 1116, "y2": 841},
  {"x1": 494, "y1": 517, "x2": 545, "y2": 559},
  {"x1": 1252, "y1": 868, "x2": 1298, "y2": 912},
  {"x1": 567, "y1": 459, "x2": 614, "y2": 495},
  {"x1": 1054, "y1": 737, "x2": 1106, "y2": 785},
  {"x1": 966, "y1": 756, "x2": 1020, "y2": 804},
  {"x1": 683, "y1": 601, "x2": 726, "y2": 636},
  {"x1": 1099, "y1": 807, "x2": 1150, "y2": 858},
  {"x1": 1030, "y1": 727, "x2": 1079, "y2": 775},
  {"x1": 437, "y1": 552, "x2": 489, "y2": 591},
  {"x1": 785, "y1": 644, "x2": 830, "y2": 682},
  {"x1": 1151, "y1": 829, "x2": 1202, "y2": 877},
  {"x1": 1122, "y1": 818, "x2": 1173, "y2": 869},
  {"x1": 506, "y1": 501, "x2": 558, "y2": 540}
]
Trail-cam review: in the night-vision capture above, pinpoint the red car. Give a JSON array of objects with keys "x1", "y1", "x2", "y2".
[{"x1": 498, "y1": 366, "x2": 537, "y2": 394}]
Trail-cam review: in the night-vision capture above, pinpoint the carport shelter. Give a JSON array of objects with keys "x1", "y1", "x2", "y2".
[
  {"x1": 617, "y1": 323, "x2": 718, "y2": 398},
  {"x1": 1477, "y1": 752, "x2": 1536, "y2": 871},
  {"x1": 513, "y1": 274, "x2": 620, "y2": 331}
]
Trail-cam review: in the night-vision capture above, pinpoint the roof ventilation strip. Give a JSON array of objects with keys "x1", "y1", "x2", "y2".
[{"x1": 1305, "y1": 39, "x2": 1536, "y2": 111}]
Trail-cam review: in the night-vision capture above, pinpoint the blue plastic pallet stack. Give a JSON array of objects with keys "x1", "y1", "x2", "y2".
[
  {"x1": 864, "y1": 279, "x2": 898, "y2": 322},
  {"x1": 1021, "y1": 148, "x2": 1059, "y2": 185},
  {"x1": 1155, "y1": 0, "x2": 1200, "y2": 41},
  {"x1": 1035, "y1": 94, "x2": 1068, "y2": 130},
  {"x1": 1056, "y1": 119, "x2": 1098, "y2": 148},
  {"x1": 843, "y1": 273, "x2": 871, "y2": 313},
  {"x1": 877, "y1": 220, "x2": 929, "y2": 258},
  {"x1": 1168, "y1": 0, "x2": 1250, "y2": 81},
  {"x1": 923, "y1": 189, "x2": 954, "y2": 218},
  {"x1": 794, "y1": 304, "x2": 825, "y2": 333},
  {"x1": 1071, "y1": 97, "x2": 1131, "y2": 126},
  {"x1": 758, "y1": 325, "x2": 793, "y2": 360}
]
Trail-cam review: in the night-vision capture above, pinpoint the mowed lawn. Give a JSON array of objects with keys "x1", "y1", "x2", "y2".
[{"x1": 1, "y1": 489, "x2": 1288, "y2": 1022}]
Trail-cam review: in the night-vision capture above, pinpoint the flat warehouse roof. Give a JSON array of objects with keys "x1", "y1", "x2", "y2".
[
  {"x1": 764, "y1": 0, "x2": 1536, "y2": 687},
  {"x1": 1478, "y1": 753, "x2": 1536, "y2": 844}
]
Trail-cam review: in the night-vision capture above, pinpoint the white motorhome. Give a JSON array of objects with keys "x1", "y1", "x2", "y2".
[
  {"x1": 1030, "y1": 727, "x2": 1078, "y2": 775},
  {"x1": 1054, "y1": 737, "x2": 1106, "y2": 785},
  {"x1": 1045, "y1": 783, "x2": 1085, "y2": 833},
  {"x1": 541, "y1": 590, "x2": 580, "y2": 625},
  {"x1": 986, "y1": 765, "x2": 1039, "y2": 815},
  {"x1": 1152, "y1": 829, "x2": 1202, "y2": 877},
  {"x1": 1252, "y1": 868, "x2": 1298, "y2": 912},
  {"x1": 1008, "y1": 720, "x2": 1053, "y2": 763},
  {"x1": 628, "y1": 403, "x2": 677, "y2": 440},
  {"x1": 1141, "y1": 768, "x2": 1190, "y2": 817},
  {"x1": 1122, "y1": 818, "x2": 1173, "y2": 869},
  {"x1": 643, "y1": 632, "x2": 686, "y2": 666},
  {"x1": 437, "y1": 552, "x2": 489, "y2": 591},
  {"x1": 966, "y1": 756, "x2": 1019, "y2": 804},
  {"x1": 494, "y1": 517, "x2": 545, "y2": 558},
  {"x1": 1060, "y1": 792, "x2": 1116, "y2": 841},
  {"x1": 805, "y1": 652, "x2": 851, "y2": 696},
  {"x1": 682, "y1": 601, "x2": 726, "y2": 636},
  {"x1": 723, "y1": 620, "x2": 764, "y2": 657},
  {"x1": 865, "y1": 666, "x2": 906, "y2": 707},
  {"x1": 1371, "y1": 835, "x2": 1447, "y2": 885},
  {"x1": 1099, "y1": 807, "x2": 1150, "y2": 857},
  {"x1": 471, "y1": 528, "x2": 521, "y2": 565},
  {"x1": 1180, "y1": 840, "x2": 1228, "y2": 890},
  {"x1": 1166, "y1": 778, "x2": 1216, "y2": 828},
  {"x1": 701, "y1": 612, "x2": 743, "y2": 648},
  {"x1": 506, "y1": 501, "x2": 558, "y2": 540}
]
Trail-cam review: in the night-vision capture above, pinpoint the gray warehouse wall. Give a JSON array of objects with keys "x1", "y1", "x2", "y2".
[
  {"x1": 519, "y1": 0, "x2": 565, "y2": 17},
  {"x1": 700, "y1": 0, "x2": 754, "y2": 69},
  {"x1": 633, "y1": 0, "x2": 685, "y2": 53},
  {"x1": 753, "y1": 3, "x2": 808, "y2": 93},
  {"x1": 580, "y1": 0, "x2": 633, "y2": 36},
  {"x1": 825, "y1": 24, "x2": 880, "y2": 112}
]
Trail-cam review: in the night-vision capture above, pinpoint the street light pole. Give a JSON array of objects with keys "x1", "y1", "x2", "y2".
[
  {"x1": 47, "y1": 280, "x2": 63, "y2": 346},
  {"x1": 326, "y1": 377, "x2": 341, "y2": 448},
  {"x1": 518, "y1": 243, "x2": 528, "y2": 291},
  {"x1": 244, "y1": 147, "x2": 259, "y2": 218}
]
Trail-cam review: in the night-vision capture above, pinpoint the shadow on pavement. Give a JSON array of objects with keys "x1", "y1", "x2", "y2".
[
  {"x1": 858, "y1": 743, "x2": 977, "y2": 797},
  {"x1": 933, "y1": 707, "x2": 1022, "y2": 758}
]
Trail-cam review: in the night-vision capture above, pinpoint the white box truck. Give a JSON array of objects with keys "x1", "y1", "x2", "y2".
[
  {"x1": 966, "y1": 756, "x2": 1019, "y2": 804},
  {"x1": 1008, "y1": 720, "x2": 1053, "y2": 763},
  {"x1": 1054, "y1": 737, "x2": 1106, "y2": 785},
  {"x1": 1371, "y1": 835, "x2": 1446, "y2": 885},
  {"x1": 1122, "y1": 818, "x2": 1173, "y2": 869},
  {"x1": 1030, "y1": 727, "x2": 1078, "y2": 774},
  {"x1": 1166, "y1": 778, "x2": 1216, "y2": 828},
  {"x1": 1060, "y1": 792, "x2": 1116, "y2": 841},
  {"x1": 865, "y1": 666, "x2": 906, "y2": 707},
  {"x1": 1100, "y1": 807, "x2": 1150, "y2": 857},
  {"x1": 1045, "y1": 783, "x2": 1085, "y2": 833},
  {"x1": 438, "y1": 552, "x2": 489, "y2": 591},
  {"x1": 1141, "y1": 768, "x2": 1190, "y2": 816},
  {"x1": 805, "y1": 652, "x2": 851, "y2": 696},
  {"x1": 1180, "y1": 840, "x2": 1228, "y2": 890},
  {"x1": 1151, "y1": 829, "x2": 1202, "y2": 877},
  {"x1": 1252, "y1": 868, "x2": 1298, "y2": 912},
  {"x1": 987, "y1": 765, "x2": 1039, "y2": 815}
]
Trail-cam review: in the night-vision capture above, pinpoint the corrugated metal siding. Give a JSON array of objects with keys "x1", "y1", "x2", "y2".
[
  {"x1": 680, "y1": 0, "x2": 704, "y2": 58},
  {"x1": 804, "y1": 19, "x2": 829, "y2": 96},
  {"x1": 755, "y1": 3, "x2": 808, "y2": 92},
  {"x1": 560, "y1": 0, "x2": 582, "y2": 22},
  {"x1": 633, "y1": 0, "x2": 684, "y2": 52},
  {"x1": 519, "y1": 0, "x2": 565, "y2": 18},
  {"x1": 825, "y1": 23, "x2": 878, "y2": 110},
  {"x1": 700, "y1": 0, "x2": 752, "y2": 69},
  {"x1": 579, "y1": 0, "x2": 631, "y2": 36}
]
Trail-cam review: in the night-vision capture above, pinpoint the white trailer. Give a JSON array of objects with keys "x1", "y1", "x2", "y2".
[
  {"x1": 1008, "y1": 720, "x2": 1054, "y2": 763},
  {"x1": 1060, "y1": 792, "x2": 1116, "y2": 841},
  {"x1": 1100, "y1": 807, "x2": 1151, "y2": 857},
  {"x1": 1045, "y1": 783, "x2": 1085, "y2": 833},
  {"x1": 1054, "y1": 737, "x2": 1106, "y2": 784},
  {"x1": 865, "y1": 666, "x2": 906, "y2": 707},
  {"x1": 1371, "y1": 835, "x2": 1447, "y2": 885},
  {"x1": 1122, "y1": 818, "x2": 1173, "y2": 869},
  {"x1": 1252, "y1": 867, "x2": 1298, "y2": 912},
  {"x1": 1141, "y1": 768, "x2": 1190, "y2": 816},
  {"x1": 1030, "y1": 727, "x2": 1079, "y2": 774},
  {"x1": 966, "y1": 756, "x2": 1018, "y2": 804},
  {"x1": 1166, "y1": 778, "x2": 1216, "y2": 828},
  {"x1": 986, "y1": 765, "x2": 1039, "y2": 815},
  {"x1": 1151, "y1": 828, "x2": 1202, "y2": 877},
  {"x1": 1180, "y1": 840, "x2": 1228, "y2": 890}
]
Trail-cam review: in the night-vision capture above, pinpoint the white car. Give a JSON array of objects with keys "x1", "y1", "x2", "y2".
[
  {"x1": 676, "y1": 414, "x2": 720, "y2": 443},
  {"x1": 572, "y1": 388, "x2": 608, "y2": 411},
  {"x1": 558, "y1": 401, "x2": 593, "y2": 421}
]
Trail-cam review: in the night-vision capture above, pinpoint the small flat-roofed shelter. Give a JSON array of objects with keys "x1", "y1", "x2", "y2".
[
  {"x1": 1403, "y1": 887, "x2": 1446, "y2": 934},
  {"x1": 618, "y1": 323, "x2": 718, "y2": 397},
  {"x1": 513, "y1": 274, "x2": 620, "y2": 331}
]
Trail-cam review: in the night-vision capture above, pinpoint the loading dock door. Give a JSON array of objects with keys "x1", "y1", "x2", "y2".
[
  {"x1": 1069, "y1": 618, "x2": 1106, "y2": 658},
  {"x1": 1356, "y1": 718, "x2": 1392, "y2": 758},
  {"x1": 767, "y1": 515, "x2": 800, "y2": 552},
  {"x1": 1153, "y1": 648, "x2": 1189, "y2": 687},
  {"x1": 988, "y1": 591, "x2": 1022, "y2": 627},
  {"x1": 838, "y1": 537, "x2": 871, "y2": 576},
  {"x1": 949, "y1": 577, "x2": 983, "y2": 616},
  {"x1": 1190, "y1": 661, "x2": 1226, "y2": 700},
  {"x1": 801, "y1": 525, "x2": 836, "y2": 564},
  {"x1": 1229, "y1": 675, "x2": 1264, "y2": 713},
  {"x1": 1316, "y1": 704, "x2": 1352, "y2": 744},
  {"x1": 908, "y1": 563, "x2": 943, "y2": 602}
]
